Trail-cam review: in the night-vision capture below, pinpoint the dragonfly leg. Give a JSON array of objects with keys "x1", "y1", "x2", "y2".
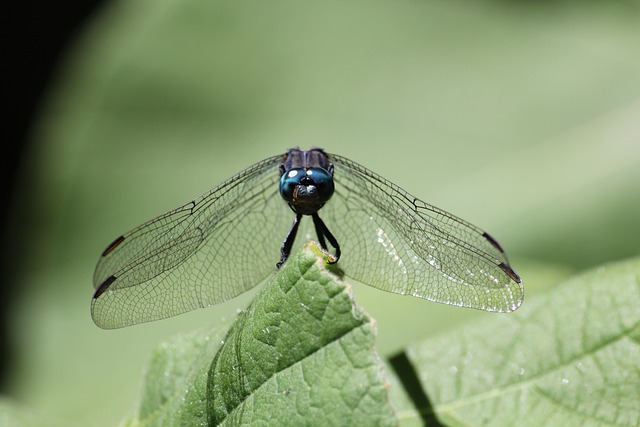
[
  {"x1": 312, "y1": 213, "x2": 341, "y2": 263},
  {"x1": 312, "y1": 215, "x2": 329, "y2": 251},
  {"x1": 277, "y1": 213, "x2": 302, "y2": 268}
]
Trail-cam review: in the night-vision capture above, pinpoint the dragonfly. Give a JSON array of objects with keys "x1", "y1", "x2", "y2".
[{"x1": 92, "y1": 147, "x2": 523, "y2": 329}]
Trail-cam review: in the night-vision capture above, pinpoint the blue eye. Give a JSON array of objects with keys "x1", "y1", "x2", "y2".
[
  {"x1": 306, "y1": 168, "x2": 334, "y2": 199},
  {"x1": 279, "y1": 168, "x2": 304, "y2": 200}
]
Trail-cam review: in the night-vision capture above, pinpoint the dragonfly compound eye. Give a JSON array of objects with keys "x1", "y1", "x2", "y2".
[{"x1": 304, "y1": 167, "x2": 334, "y2": 201}]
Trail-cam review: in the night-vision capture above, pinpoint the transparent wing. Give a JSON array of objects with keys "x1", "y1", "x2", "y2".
[
  {"x1": 324, "y1": 153, "x2": 523, "y2": 312},
  {"x1": 91, "y1": 154, "x2": 291, "y2": 328}
]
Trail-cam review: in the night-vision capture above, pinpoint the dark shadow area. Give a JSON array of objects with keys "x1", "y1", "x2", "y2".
[
  {"x1": 0, "y1": 1, "x2": 106, "y2": 391},
  {"x1": 389, "y1": 351, "x2": 444, "y2": 426}
]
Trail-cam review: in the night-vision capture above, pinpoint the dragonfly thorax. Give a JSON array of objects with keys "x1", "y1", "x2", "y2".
[{"x1": 279, "y1": 167, "x2": 334, "y2": 215}]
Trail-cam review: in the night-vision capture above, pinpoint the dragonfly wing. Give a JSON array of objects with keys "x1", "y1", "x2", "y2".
[
  {"x1": 325, "y1": 153, "x2": 523, "y2": 312},
  {"x1": 91, "y1": 154, "x2": 291, "y2": 328}
]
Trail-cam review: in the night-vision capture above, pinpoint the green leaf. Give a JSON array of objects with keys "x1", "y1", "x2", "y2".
[
  {"x1": 207, "y1": 244, "x2": 394, "y2": 426},
  {"x1": 397, "y1": 257, "x2": 640, "y2": 426},
  {"x1": 135, "y1": 245, "x2": 395, "y2": 426},
  {"x1": 136, "y1": 326, "x2": 228, "y2": 426}
]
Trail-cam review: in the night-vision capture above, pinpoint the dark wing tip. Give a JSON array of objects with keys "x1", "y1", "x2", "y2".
[
  {"x1": 499, "y1": 263, "x2": 522, "y2": 284},
  {"x1": 102, "y1": 235, "x2": 125, "y2": 257},
  {"x1": 93, "y1": 275, "x2": 117, "y2": 299},
  {"x1": 482, "y1": 232, "x2": 505, "y2": 253}
]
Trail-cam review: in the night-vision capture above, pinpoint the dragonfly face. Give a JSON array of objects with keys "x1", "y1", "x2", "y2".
[
  {"x1": 278, "y1": 148, "x2": 335, "y2": 215},
  {"x1": 91, "y1": 147, "x2": 523, "y2": 329}
]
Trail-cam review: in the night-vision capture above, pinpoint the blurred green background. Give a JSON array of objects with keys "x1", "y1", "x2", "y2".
[{"x1": 4, "y1": 0, "x2": 640, "y2": 425}]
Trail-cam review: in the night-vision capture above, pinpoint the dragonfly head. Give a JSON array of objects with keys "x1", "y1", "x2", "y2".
[{"x1": 279, "y1": 167, "x2": 334, "y2": 215}]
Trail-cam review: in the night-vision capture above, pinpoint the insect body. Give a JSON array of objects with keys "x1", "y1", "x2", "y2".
[{"x1": 92, "y1": 148, "x2": 522, "y2": 329}]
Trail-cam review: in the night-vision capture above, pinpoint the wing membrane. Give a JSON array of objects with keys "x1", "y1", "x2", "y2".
[
  {"x1": 91, "y1": 154, "x2": 289, "y2": 328},
  {"x1": 326, "y1": 153, "x2": 523, "y2": 312}
]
